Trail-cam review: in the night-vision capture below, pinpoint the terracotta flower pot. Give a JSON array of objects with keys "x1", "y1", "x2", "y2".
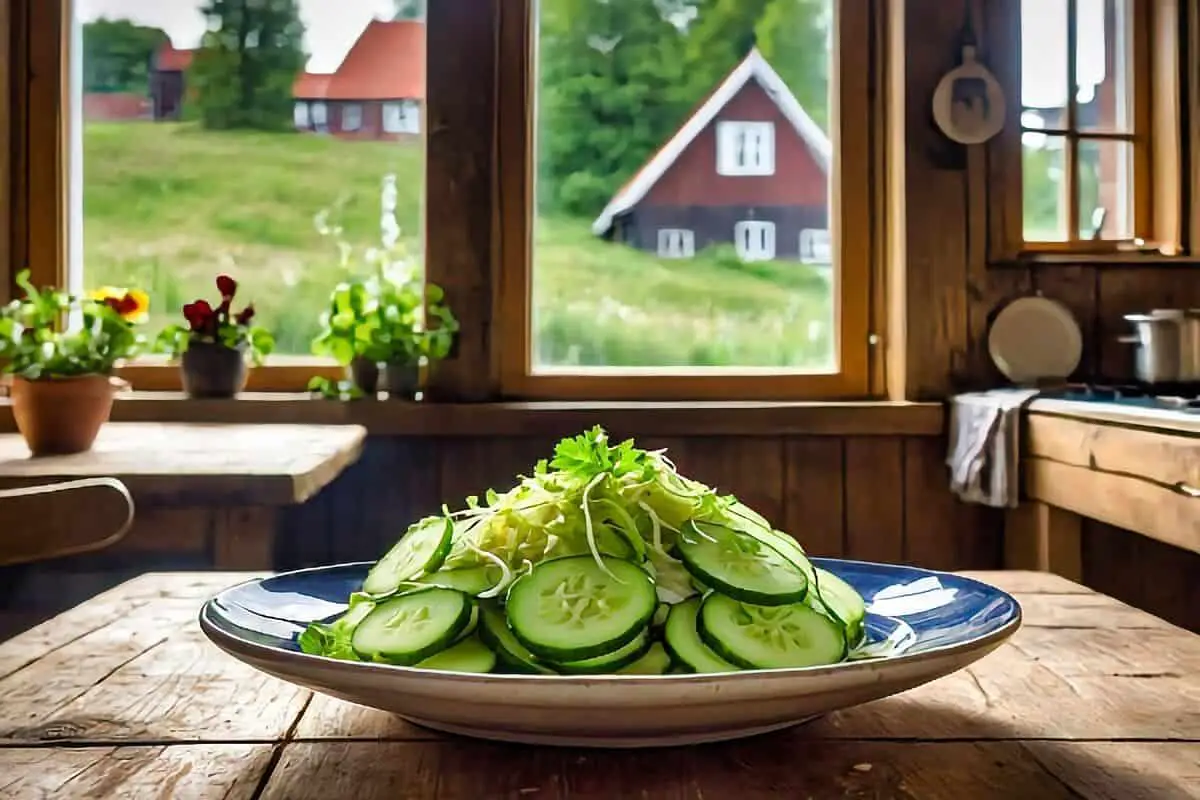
[
  {"x1": 181, "y1": 341, "x2": 248, "y2": 399},
  {"x1": 384, "y1": 361, "x2": 420, "y2": 400},
  {"x1": 10, "y1": 375, "x2": 116, "y2": 456}
]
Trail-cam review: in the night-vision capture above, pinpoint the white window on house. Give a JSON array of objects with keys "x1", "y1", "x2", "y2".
[
  {"x1": 716, "y1": 121, "x2": 775, "y2": 176},
  {"x1": 799, "y1": 228, "x2": 832, "y2": 264},
  {"x1": 310, "y1": 101, "x2": 328, "y2": 128},
  {"x1": 383, "y1": 100, "x2": 420, "y2": 134},
  {"x1": 734, "y1": 220, "x2": 776, "y2": 261},
  {"x1": 293, "y1": 101, "x2": 309, "y2": 130},
  {"x1": 656, "y1": 228, "x2": 695, "y2": 259},
  {"x1": 341, "y1": 103, "x2": 363, "y2": 132}
]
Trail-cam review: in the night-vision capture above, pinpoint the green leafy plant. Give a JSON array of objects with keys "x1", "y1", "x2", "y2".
[
  {"x1": 0, "y1": 270, "x2": 149, "y2": 379},
  {"x1": 155, "y1": 274, "x2": 275, "y2": 365}
]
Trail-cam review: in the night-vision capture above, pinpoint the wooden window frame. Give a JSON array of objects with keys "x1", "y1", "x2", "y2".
[
  {"x1": 492, "y1": 0, "x2": 879, "y2": 401},
  {"x1": 988, "y1": 0, "x2": 1194, "y2": 260}
]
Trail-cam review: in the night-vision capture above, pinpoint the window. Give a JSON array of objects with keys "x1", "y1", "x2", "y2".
[
  {"x1": 799, "y1": 228, "x2": 831, "y2": 264},
  {"x1": 25, "y1": 0, "x2": 430, "y2": 389},
  {"x1": 383, "y1": 101, "x2": 420, "y2": 135},
  {"x1": 734, "y1": 221, "x2": 776, "y2": 262},
  {"x1": 341, "y1": 103, "x2": 363, "y2": 132},
  {"x1": 656, "y1": 229, "x2": 695, "y2": 259},
  {"x1": 1017, "y1": 0, "x2": 1156, "y2": 249},
  {"x1": 717, "y1": 121, "x2": 776, "y2": 176},
  {"x1": 497, "y1": 0, "x2": 870, "y2": 399}
]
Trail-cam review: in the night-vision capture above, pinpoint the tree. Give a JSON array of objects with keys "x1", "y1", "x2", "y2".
[
  {"x1": 394, "y1": 0, "x2": 426, "y2": 20},
  {"x1": 82, "y1": 18, "x2": 168, "y2": 94},
  {"x1": 538, "y1": 0, "x2": 692, "y2": 216},
  {"x1": 189, "y1": 0, "x2": 307, "y2": 131}
]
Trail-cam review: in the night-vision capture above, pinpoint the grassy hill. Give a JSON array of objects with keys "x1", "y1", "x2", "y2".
[{"x1": 84, "y1": 122, "x2": 832, "y2": 367}]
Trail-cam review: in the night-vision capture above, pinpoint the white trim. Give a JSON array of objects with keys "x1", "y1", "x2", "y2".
[
  {"x1": 716, "y1": 121, "x2": 775, "y2": 176},
  {"x1": 592, "y1": 49, "x2": 831, "y2": 236},
  {"x1": 656, "y1": 228, "x2": 695, "y2": 259},
  {"x1": 734, "y1": 220, "x2": 776, "y2": 261},
  {"x1": 294, "y1": 101, "x2": 310, "y2": 129}
]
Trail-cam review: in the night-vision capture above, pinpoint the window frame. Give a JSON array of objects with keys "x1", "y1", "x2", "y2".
[
  {"x1": 293, "y1": 101, "x2": 310, "y2": 130},
  {"x1": 383, "y1": 100, "x2": 419, "y2": 135},
  {"x1": 990, "y1": 0, "x2": 1191, "y2": 260},
  {"x1": 492, "y1": 0, "x2": 877, "y2": 401},
  {"x1": 340, "y1": 102, "x2": 363, "y2": 132},
  {"x1": 716, "y1": 120, "x2": 776, "y2": 177},
  {"x1": 310, "y1": 100, "x2": 328, "y2": 129},
  {"x1": 656, "y1": 228, "x2": 695, "y2": 260},
  {"x1": 734, "y1": 220, "x2": 777, "y2": 261}
]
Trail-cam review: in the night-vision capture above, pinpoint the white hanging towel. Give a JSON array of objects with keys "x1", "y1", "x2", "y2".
[{"x1": 947, "y1": 389, "x2": 1041, "y2": 508}]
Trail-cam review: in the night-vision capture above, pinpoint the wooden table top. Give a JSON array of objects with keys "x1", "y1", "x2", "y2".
[
  {"x1": 0, "y1": 423, "x2": 366, "y2": 506},
  {"x1": 0, "y1": 570, "x2": 1196, "y2": 799}
]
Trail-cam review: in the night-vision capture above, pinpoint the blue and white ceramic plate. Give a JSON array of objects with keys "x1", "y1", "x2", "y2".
[{"x1": 200, "y1": 558, "x2": 1021, "y2": 748}]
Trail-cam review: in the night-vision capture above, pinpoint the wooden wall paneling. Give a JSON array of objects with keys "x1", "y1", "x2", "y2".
[
  {"x1": 1083, "y1": 520, "x2": 1200, "y2": 633},
  {"x1": 435, "y1": 437, "x2": 557, "y2": 507},
  {"x1": 354, "y1": 439, "x2": 442, "y2": 560},
  {"x1": 1032, "y1": 267, "x2": 1099, "y2": 379},
  {"x1": 781, "y1": 438, "x2": 846, "y2": 557},
  {"x1": 1096, "y1": 268, "x2": 1200, "y2": 378},
  {"x1": 843, "y1": 437, "x2": 905, "y2": 562},
  {"x1": 212, "y1": 508, "x2": 276, "y2": 570},
  {"x1": 903, "y1": 436, "x2": 1003, "y2": 570},
  {"x1": 898, "y1": 0, "x2": 972, "y2": 399},
  {"x1": 670, "y1": 438, "x2": 787, "y2": 528}
]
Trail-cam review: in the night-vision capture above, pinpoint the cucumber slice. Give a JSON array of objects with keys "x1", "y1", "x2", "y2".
[
  {"x1": 677, "y1": 520, "x2": 808, "y2": 606},
  {"x1": 663, "y1": 598, "x2": 739, "y2": 674},
  {"x1": 698, "y1": 593, "x2": 846, "y2": 670},
  {"x1": 416, "y1": 636, "x2": 497, "y2": 673},
  {"x1": 618, "y1": 642, "x2": 673, "y2": 675},
  {"x1": 351, "y1": 587, "x2": 472, "y2": 665},
  {"x1": 362, "y1": 516, "x2": 454, "y2": 597},
  {"x1": 651, "y1": 602, "x2": 670, "y2": 628},
  {"x1": 478, "y1": 605, "x2": 555, "y2": 675},
  {"x1": 551, "y1": 631, "x2": 651, "y2": 674},
  {"x1": 506, "y1": 555, "x2": 657, "y2": 662},
  {"x1": 809, "y1": 568, "x2": 867, "y2": 646},
  {"x1": 415, "y1": 566, "x2": 502, "y2": 597}
]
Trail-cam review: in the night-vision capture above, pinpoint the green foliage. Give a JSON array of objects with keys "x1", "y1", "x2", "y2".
[
  {"x1": 393, "y1": 0, "x2": 426, "y2": 20},
  {"x1": 154, "y1": 275, "x2": 275, "y2": 366},
  {"x1": 82, "y1": 18, "x2": 169, "y2": 94},
  {"x1": 0, "y1": 271, "x2": 147, "y2": 379},
  {"x1": 189, "y1": 0, "x2": 306, "y2": 131}
]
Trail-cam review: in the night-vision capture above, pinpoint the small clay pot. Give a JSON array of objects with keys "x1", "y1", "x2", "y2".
[
  {"x1": 10, "y1": 375, "x2": 116, "y2": 456},
  {"x1": 383, "y1": 360, "x2": 420, "y2": 400},
  {"x1": 181, "y1": 341, "x2": 248, "y2": 399},
  {"x1": 347, "y1": 357, "x2": 380, "y2": 395}
]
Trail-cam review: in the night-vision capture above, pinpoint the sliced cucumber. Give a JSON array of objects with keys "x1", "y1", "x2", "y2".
[
  {"x1": 362, "y1": 516, "x2": 454, "y2": 597},
  {"x1": 663, "y1": 598, "x2": 739, "y2": 674},
  {"x1": 651, "y1": 602, "x2": 671, "y2": 628},
  {"x1": 351, "y1": 587, "x2": 472, "y2": 665},
  {"x1": 551, "y1": 631, "x2": 651, "y2": 675},
  {"x1": 698, "y1": 593, "x2": 846, "y2": 670},
  {"x1": 506, "y1": 555, "x2": 657, "y2": 662},
  {"x1": 416, "y1": 636, "x2": 497, "y2": 673},
  {"x1": 677, "y1": 520, "x2": 808, "y2": 606},
  {"x1": 415, "y1": 565, "x2": 502, "y2": 597},
  {"x1": 618, "y1": 642, "x2": 673, "y2": 675},
  {"x1": 809, "y1": 568, "x2": 867, "y2": 646},
  {"x1": 478, "y1": 605, "x2": 554, "y2": 675}
]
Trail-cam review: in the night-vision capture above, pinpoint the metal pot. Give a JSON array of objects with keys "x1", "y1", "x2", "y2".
[{"x1": 1120, "y1": 309, "x2": 1200, "y2": 384}]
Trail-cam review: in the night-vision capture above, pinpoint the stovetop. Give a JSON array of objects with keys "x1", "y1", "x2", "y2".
[{"x1": 1037, "y1": 382, "x2": 1200, "y2": 413}]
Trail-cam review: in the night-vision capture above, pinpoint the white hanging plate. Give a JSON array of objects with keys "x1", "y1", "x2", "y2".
[{"x1": 988, "y1": 296, "x2": 1083, "y2": 384}]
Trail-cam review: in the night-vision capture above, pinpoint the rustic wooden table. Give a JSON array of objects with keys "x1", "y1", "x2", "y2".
[
  {"x1": 0, "y1": 571, "x2": 1196, "y2": 799},
  {"x1": 0, "y1": 423, "x2": 366, "y2": 569}
]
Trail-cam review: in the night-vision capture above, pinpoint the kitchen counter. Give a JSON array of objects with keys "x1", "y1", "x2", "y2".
[
  {"x1": 1007, "y1": 399, "x2": 1199, "y2": 579},
  {"x1": 1, "y1": 570, "x2": 1196, "y2": 798}
]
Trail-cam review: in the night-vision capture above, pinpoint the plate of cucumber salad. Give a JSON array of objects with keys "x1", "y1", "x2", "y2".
[{"x1": 201, "y1": 427, "x2": 1021, "y2": 748}]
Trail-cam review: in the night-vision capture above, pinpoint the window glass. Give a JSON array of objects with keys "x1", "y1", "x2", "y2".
[
  {"x1": 341, "y1": 103, "x2": 363, "y2": 132},
  {"x1": 656, "y1": 228, "x2": 695, "y2": 259}
]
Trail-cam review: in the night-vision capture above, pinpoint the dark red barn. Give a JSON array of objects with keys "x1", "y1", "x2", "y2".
[{"x1": 592, "y1": 50, "x2": 831, "y2": 264}]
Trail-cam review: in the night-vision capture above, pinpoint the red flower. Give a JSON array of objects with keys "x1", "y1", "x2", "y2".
[
  {"x1": 216, "y1": 274, "x2": 238, "y2": 299},
  {"x1": 103, "y1": 294, "x2": 139, "y2": 317},
  {"x1": 235, "y1": 304, "x2": 256, "y2": 326},
  {"x1": 183, "y1": 300, "x2": 215, "y2": 332}
]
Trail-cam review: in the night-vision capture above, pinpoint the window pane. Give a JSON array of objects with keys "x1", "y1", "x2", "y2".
[
  {"x1": 1023, "y1": 133, "x2": 1068, "y2": 241},
  {"x1": 533, "y1": 0, "x2": 835, "y2": 371},
  {"x1": 74, "y1": 1, "x2": 424, "y2": 356},
  {"x1": 1077, "y1": 138, "x2": 1133, "y2": 239},
  {"x1": 1078, "y1": 0, "x2": 1133, "y2": 133},
  {"x1": 1021, "y1": 0, "x2": 1068, "y2": 131}
]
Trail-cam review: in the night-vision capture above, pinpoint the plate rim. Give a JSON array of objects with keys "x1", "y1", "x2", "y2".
[
  {"x1": 988, "y1": 295, "x2": 1082, "y2": 383},
  {"x1": 199, "y1": 558, "x2": 1023, "y2": 685}
]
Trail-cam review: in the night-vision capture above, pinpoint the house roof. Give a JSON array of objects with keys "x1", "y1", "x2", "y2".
[
  {"x1": 293, "y1": 72, "x2": 333, "y2": 100},
  {"x1": 591, "y1": 49, "x2": 832, "y2": 237},
  {"x1": 156, "y1": 44, "x2": 194, "y2": 72},
  {"x1": 319, "y1": 19, "x2": 425, "y2": 101}
]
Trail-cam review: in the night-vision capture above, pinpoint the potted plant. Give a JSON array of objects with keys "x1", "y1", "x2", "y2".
[
  {"x1": 155, "y1": 275, "x2": 274, "y2": 399},
  {"x1": 0, "y1": 270, "x2": 148, "y2": 455}
]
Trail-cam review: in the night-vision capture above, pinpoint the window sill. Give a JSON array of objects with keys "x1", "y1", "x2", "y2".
[
  {"x1": 992, "y1": 252, "x2": 1200, "y2": 268},
  {"x1": 0, "y1": 393, "x2": 944, "y2": 437}
]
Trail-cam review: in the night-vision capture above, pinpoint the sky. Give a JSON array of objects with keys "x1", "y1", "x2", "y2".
[{"x1": 78, "y1": 0, "x2": 1107, "y2": 103}]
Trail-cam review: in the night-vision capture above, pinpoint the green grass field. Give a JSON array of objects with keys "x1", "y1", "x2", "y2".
[{"x1": 84, "y1": 122, "x2": 833, "y2": 367}]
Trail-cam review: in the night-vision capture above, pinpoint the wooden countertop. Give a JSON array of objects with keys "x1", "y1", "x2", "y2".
[
  {"x1": 0, "y1": 423, "x2": 366, "y2": 506},
  {"x1": 0, "y1": 570, "x2": 1196, "y2": 798}
]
